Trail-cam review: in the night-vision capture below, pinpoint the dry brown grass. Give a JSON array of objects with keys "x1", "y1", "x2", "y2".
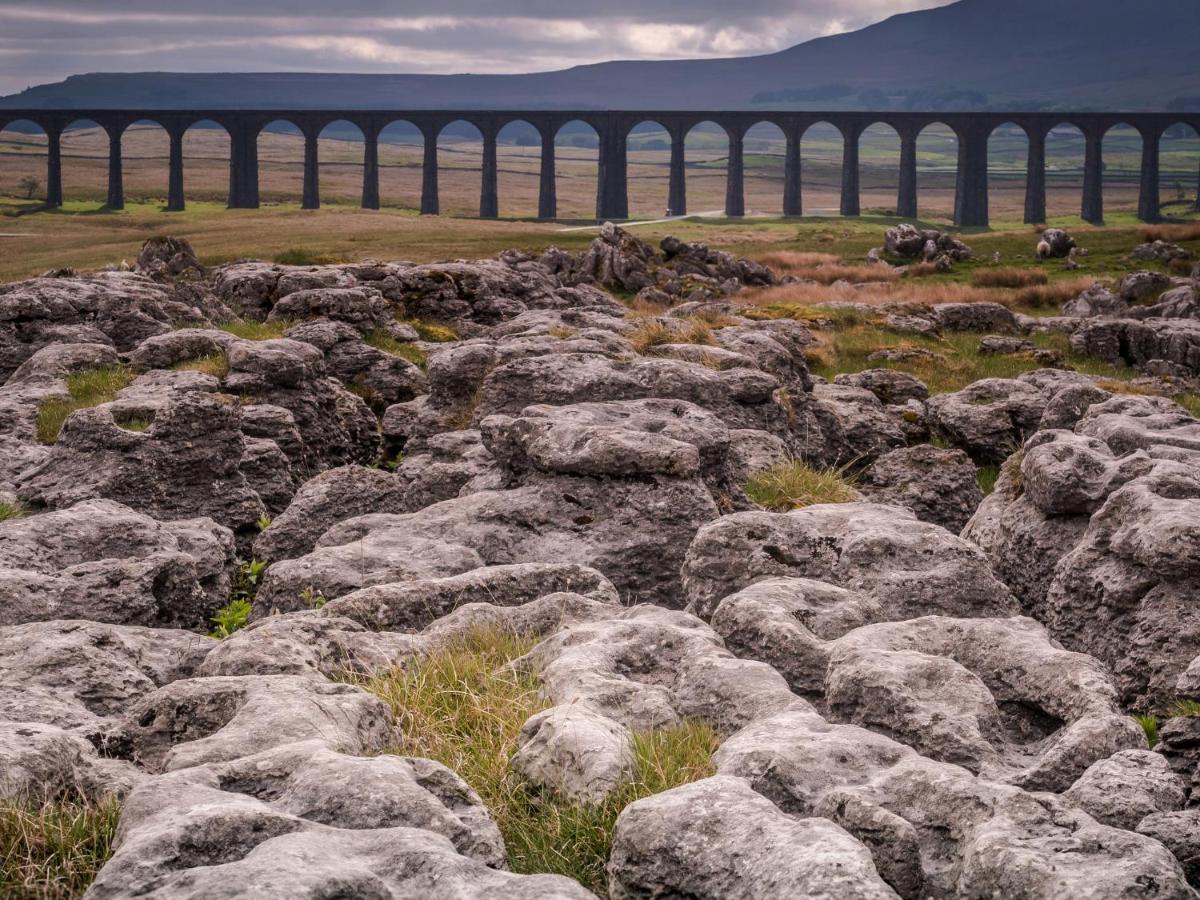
[
  {"x1": 1010, "y1": 276, "x2": 1096, "y2": 309},
  {"x1": 754, "y1": 250, "x2": 840, "y2": 272},
  {"x1": 795, "y1": 264, "x2": 901, "y2": 285},
  {"x1": 1139, "y1": 223, "x2": 1200, "y2": 243},
  {"x1": 972, "y1": 268, "x2": 1049, "y2": 289},
  {"x1": 628, "y1": 317, "x2": 718, "y2": 353},
  {"x1": 904, "y1": 261, "x2": 940, "y2": 278},
  {"x1": 743, "y1": 279, "x2": 999, "y2": 309}
]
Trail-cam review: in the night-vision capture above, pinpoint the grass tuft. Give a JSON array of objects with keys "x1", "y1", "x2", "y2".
[
  {"x1": 627, "y1": 318, "x2": 718, "y2": 354},
  {"x1": 976, "y1": 463, "x2": 1002, "y2": 496},
  {"x1": 363, "y1": 329, "x2": 428, "y2": 369},
  {"x1": 358, "y1": 627, "x2": 718, "y2": 896},
  {"x1": 0, "y1": 501, "x2": 23, "y2": 523},
  {"x1": 1176, "y1": 394, "x2": 1200, "y2": 419},
  {"x1": 36, "y1": 366, "x2": 134, "y2": 445},
  {"x1": 745, "y1": 459, "x2": 860, "y2": 511},
  {"x1": 218, "y1": 320, "x2": 290, "y2": 341},
  {"x1": 401, "y1": 319, "x2": 459, "y2": 343},
  {"x1": 1136, "y1": 714, "x2": 1159, "y2": 749},
  {"x1": 0, "y1": 795, "x2": 121, "y2": 899},
  {"x1": 172, "y1": 353, "x2": 229, "y2": 379},
  {"x1": 1167, "y1": 699, "x2": 1200, "y2": 718}
]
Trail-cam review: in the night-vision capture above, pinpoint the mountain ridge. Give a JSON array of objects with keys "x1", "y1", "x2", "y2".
[{"x1": 3, "y1": 0, "x2": 1199, "y2": 111}]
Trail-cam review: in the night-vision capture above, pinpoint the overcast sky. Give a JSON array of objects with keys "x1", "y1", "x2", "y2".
[{"x1": 0, "y1": 0, "x2": 955, "y2": 97}]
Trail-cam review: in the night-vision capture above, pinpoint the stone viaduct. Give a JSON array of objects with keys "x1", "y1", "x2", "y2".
[{"x1": 2, "y1": 109, "x2": 1197, "y2": 226}]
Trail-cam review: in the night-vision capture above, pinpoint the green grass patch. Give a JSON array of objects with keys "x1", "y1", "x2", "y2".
[
  {"x1": 171, "y1": 353, "x2": 230, "y2": 379},
  {"x1": 36, "y1": 366, "x2": 135, "y2": 445},
  {"x1": 806, "y1": 324, "x2": 1140, "y2": 395},
  {"x1": 0, "y1": 795, "x2": 121, "y2": 899},
  {"x1": 218, "y1": 320, "x2": 291, "y2": 341},
  {"x1": 363, "y1": 329, "x2": 428, "y2": 369},
  {"x1": 401, "y1": 318, "x2": 460, "y2": 343},
  {"x1": 745, "y1": 459, "x2": 860, "y2": 511},
  {"x1": 358, "y1": 627, "x2": 718, "y2": 896},
  {"x1": 0, "y1": 501, "x2": 22, "y2": 523},
  {"x1": 1177, "y1": 395, "x2": 1200, "y2": 419}
]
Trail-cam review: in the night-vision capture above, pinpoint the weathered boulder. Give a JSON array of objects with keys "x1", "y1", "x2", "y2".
[
  {"x1": 833, "y1": 369, "x2": 928, "y2": 405},
  {"x1": 0, "y1": 499, "x2": 233, "y2": 629},
  {"x1": 716, "y1": 706, "x2": 1193, "y2": 899},
  {"x1": 1062, "y1": 283, "x2": 1128, "y2": 318},
  {"x1": 254, "y1": 465, "x2": 408, "y2": 562},
  {"x1": 513, "y1": 705, "x2": 635, "y2": 804},
  {"x1": 608, "y1": 775, "x2": 899, "y2": 900},
  {"x1": 0, "y1": 272, "x2": 230, "y2": 379},
  {"x1": 857, "y1": 444, "x2": 983, "y2": 532},
  {"x1": 1064, "y1": 749, "x2": 1186, "y2": 830},
  {"x1": 681, "y1": 502, "x2": 1019, "y2": 621},
  {"x1": 16, "y1": 391, "x2": 268, "y2": 536}
]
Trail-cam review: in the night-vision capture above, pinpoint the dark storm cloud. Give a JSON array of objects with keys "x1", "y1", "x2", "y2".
[{"x1": 0, "y1": 0, "x2": 954, "y2": 96}]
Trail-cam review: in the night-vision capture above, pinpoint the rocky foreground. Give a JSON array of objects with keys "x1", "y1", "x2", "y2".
[{"x1": 4, "y1": 226, "x2": 1200, "y2": 897}]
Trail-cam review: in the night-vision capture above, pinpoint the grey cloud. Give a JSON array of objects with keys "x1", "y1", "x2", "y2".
[{"x1": 0, "y1": 0, "x2": 954, "y2": 96}]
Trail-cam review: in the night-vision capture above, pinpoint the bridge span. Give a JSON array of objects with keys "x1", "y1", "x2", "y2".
[{"x1": 2, "y1": 109, "x2": 1197, "y2": 226}]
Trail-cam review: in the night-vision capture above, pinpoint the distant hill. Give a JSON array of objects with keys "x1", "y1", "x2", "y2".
[{"x1": 3, "y1": 0, "x2": 1199, "y2": 112}]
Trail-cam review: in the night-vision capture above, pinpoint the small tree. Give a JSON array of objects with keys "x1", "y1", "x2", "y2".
[{"x1": 19, "y1": 175, "x2": 41, "y2": 200}]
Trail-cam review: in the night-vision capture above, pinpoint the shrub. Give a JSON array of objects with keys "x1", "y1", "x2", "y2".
[
  {"x1": 0, "y1": 795, "x2": 121, "y2": 898},
  {"x1": 209, "y1": 598, "x2": 251, "y2": 640},
  {"x1": 36, "y1": 366, "x2": 135, "y2": 445},
  {"x1": 273, "y1": 248, "x2": 341, "y2": 266},
  {"x1": 357, "y1": 628, "x2": 718, "y2": 894},
  {"x1": 971, "y1": 268, "x2": 1049, "y2": 289},
  {"x1": 363, "y1": 329, "x2": 428, "y2": 369},
  {"x1": 745, "y1": 460, "x2": 859, "y2": 511},
  {"x1": 219, "y1": 320, "x2": 290, "y2": 341},
  {"x1": 172, "y1": 353, "x2": 230, "y2": 379}
]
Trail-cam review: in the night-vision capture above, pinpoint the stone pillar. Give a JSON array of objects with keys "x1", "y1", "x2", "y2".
[
  {"x1": 596, "y1": 124, "x2": 628, "y2": 221},
  {"x1": 782, "y1": 129, "x2": 801, "y2": 217},
  {"x1": 361, "y1": 132, "x2": 380, "y2": 210},
  {"x1": 538, "y1": 129, "x2": 557, "y2": 220},
  {"x1": 725, "y1": 128, "x2": 745, "y2": 218},
  {"x1": 1023, "y1": 129, "x2": 1047, "y2": 224},
  {"x1": 1137, "y1": 127, "x2": 1161, "y2": 223},
  {"x1": 167, "y1": 130, "x2": 185, "y2": 212},
  {"x1": 1081, "y1": 128, "x2": 1104, "y2": 224},
  {"x1": 226, "y1": 125, "x2": 260, "y2": 209},
  {"x1": 668, "y1": 128, "x2": 687, "y2": 217},
  {"x1": 106, "y1": 125, "x2": 124, "y2": 210},
  {"x1": 897, "y1": 130, "x2": 918, "y2": 219},
  {"x1": 480, "y1": 128, "x2": 499, "y2": 218},
  {"x1": 421, "y1": 127, "x2": 439, "y2": 215},
  {"x1": 302, "y1": 132, "x2": 320, "y2": 210},
  {"x1": 953, "y1": 127, "x2": 989, "y2": 227},
  {"x1": 840, "y1": 124, "x2": 861, "y2": 217},
  {"x1": 45, "y1": 129, "x2": 63, "y2": 208}
]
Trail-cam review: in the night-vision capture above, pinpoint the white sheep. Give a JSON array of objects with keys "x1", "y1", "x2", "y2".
[{"x1": 1036, "y1": 240, "x2": 1051, "y2": 260}]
